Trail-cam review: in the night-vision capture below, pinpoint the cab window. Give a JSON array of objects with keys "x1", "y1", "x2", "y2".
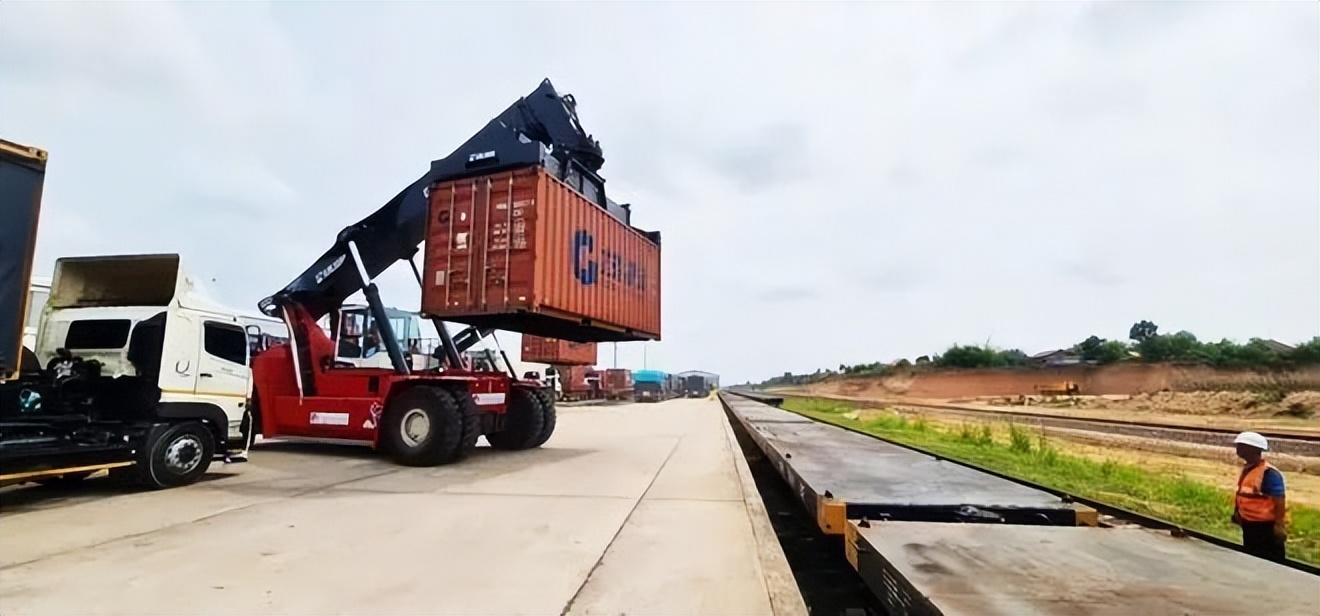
[
  {"x1": 204, "y1": 322, "x2": 248, "y2": 365},
  {"x1": 26, "y1": 289, "x2": 48, "y2": 328},
  {"x1": 65, "y1": 319, "x2": 132, "y2": 349}
]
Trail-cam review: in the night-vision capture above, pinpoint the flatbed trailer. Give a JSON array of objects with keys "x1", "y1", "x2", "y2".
[
  {"x1": 722, "y1": 393, "x2": 1084, "y2": 532},
  {"x1": 720, "y1": 391, "x2": 1320, "y2": 616},
  {"x1": 847, "y1": 521, "x2": 1319, "y2": 616}
]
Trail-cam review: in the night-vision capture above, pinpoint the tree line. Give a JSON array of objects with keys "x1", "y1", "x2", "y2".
[{"x1": 756, "y1": 321, "x2": 1320, "y2": 387}]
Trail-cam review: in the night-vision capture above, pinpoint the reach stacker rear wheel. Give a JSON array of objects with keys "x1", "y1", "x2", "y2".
[
  {"x1": 529, "y1": 389, "x2": 557, "y2": 447},
  {"x1": 486, "y1": 388, "x2": 547, "y2": 451}
]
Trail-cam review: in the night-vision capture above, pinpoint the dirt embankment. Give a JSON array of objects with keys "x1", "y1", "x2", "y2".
[
  {"x1": 798, "y1": 365, "x2": 1320, "y2": 418},
  {"x1": 1069, "y1": 390, "x2": 1320, "y2": 418},
  {"x1": 785, "y1": 365, "x2": 1320, "y2": 432}
]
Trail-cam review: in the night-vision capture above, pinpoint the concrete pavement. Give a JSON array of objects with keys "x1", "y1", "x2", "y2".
[{"x1": 0, "y1": 398, "x2": 805, "y2": 615}]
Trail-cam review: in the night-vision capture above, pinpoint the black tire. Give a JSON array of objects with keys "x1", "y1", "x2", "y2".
[
  {"x1": 138, "y1": 422, "x2": 215, "y2": 489},
  {"x1": 381, "y1": 386, "x2": 474, "y2": 466},
  {"x1": 452, "y1": 388, "x2": 482, "y2": 459},
  {"x1": 529, "y1": 388, "x2": 557, "y2": 448},
  {"x1": 35, "y1": 470, "x2": 95, "y2": 487},
  {"x1": 486, "y1": 388, "x2": 546, "y2": 451}
]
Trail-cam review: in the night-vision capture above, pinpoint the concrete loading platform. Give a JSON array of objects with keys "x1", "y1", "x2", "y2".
[{"x1": 0, "y1": 399, "x2": 806, "y2": 615}]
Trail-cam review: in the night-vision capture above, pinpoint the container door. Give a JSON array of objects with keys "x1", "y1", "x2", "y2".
[{"x1": 196, "y1": 320, "x2": 250, "y2": 440}]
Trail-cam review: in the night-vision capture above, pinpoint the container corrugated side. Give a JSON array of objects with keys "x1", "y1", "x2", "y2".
[
  {"x1": 557, "y1": 365, "x2": 595, "y2": 394},
  {"x1": 422, "y1": 166, "x2": 660, "y2": 342},
  {"x1": 601, "y1": 368, "x2": 633, "y2": 394},
  {"x1": 521, "y1": 334, "x2": 597, "y2": 365}
]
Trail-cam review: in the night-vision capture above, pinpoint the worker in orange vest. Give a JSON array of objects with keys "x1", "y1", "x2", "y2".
[{"x1": 1231, "y1": 431, "x2": 1287, "y2": 561}]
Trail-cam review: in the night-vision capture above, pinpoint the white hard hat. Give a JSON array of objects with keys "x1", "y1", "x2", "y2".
[{"x1": 1234, "y1": 431, "x2": 1269, "y2": 451}]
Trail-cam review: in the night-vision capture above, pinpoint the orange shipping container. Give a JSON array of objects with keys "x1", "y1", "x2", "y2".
[
  {"x1": 521, "y1": 335, "x2": 597, "y2": 365},
  {"x1": 601, "y1": 368, "x2": 633, "y2": 398},
  {"x1": 422, "y1": 166, "x2": 661, "y2": 342},
  {"x1": 555, "y1": 365, "x2": 595, "y2": 395}
]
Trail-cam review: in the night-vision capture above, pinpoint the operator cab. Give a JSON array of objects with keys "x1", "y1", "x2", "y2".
[{"x1": 321, "y1": 304, "x2": 436, "y2": 371}]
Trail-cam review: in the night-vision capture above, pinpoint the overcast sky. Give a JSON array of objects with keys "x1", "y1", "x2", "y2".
[{"x1": 2, "y1": 2, "x2": 1316, "y2": 384}]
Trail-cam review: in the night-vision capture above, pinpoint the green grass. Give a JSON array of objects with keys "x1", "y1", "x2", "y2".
[{"x1": 780, "y1": 396, "x2": 1320, "y2": 565}]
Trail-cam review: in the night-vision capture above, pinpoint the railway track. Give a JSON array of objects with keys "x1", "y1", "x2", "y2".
[{"x1": 759, "y1": 391, "x2": 1320, "y2": 457}]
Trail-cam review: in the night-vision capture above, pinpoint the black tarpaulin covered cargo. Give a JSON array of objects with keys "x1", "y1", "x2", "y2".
[{"x1": 0, "y1": 138, "x2": 47, "y2": 379}]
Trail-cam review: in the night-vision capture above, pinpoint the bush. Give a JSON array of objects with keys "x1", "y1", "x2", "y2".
[
  {"x1": 1036, "y1": 434, "x2": 1060, "y2": 466},
  {"x1": 757, "y1": 330, "x2": 1320, "y2": 388},
  {"x1": 1138, "y1": 331, "x2": 1200, "y2": 363},
  {"x1": 1074, "y1": 336, "x2": 1131, "y2": 364},
  {"x1": 1008, "y1": 424, "x2": 1033, "y2": 453},
  {"x1": 936, "y1": 344, "x2": 1031, "y2": 369},
  {"x1": 1289, "y1": 337, "x2": 1320, "y2": 365},
  {"x1": 939, "y1": 344, "x2": 999, "y2": 368}
]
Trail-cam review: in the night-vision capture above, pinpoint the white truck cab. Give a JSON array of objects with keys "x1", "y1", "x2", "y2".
[{"x1": 35, "y1": 254, "x2": 255, "y2": 455}]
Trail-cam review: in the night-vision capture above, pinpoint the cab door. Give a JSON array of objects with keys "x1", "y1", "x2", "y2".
[
  {"x1": 157, "y1": 310, "x2": 200, "y2": 404},
  {"x1": 195, "y1": 320, "x2": 251, "y2": 444}
]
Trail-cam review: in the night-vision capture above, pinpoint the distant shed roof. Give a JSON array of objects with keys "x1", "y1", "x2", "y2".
[{"x1": 1261, "y1": 340, "x2": 1295, "y2": 354}]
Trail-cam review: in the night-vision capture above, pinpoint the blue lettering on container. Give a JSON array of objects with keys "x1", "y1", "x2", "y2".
[
  {"x1": 573, "y1": 230, "x2": 597, "y2": 285},
  {"x1": 571, "y1": 229, "x2": 647, "y2": 291}
]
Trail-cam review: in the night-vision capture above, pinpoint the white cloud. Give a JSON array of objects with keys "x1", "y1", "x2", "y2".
[{"x1": 2, "y1": 1, "x2": 1315, "y2": 384}]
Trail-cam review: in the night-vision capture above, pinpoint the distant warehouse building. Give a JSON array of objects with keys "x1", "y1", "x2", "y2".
[
  {"x1": 677, "y1": 371, "x2": 719, "y2": 397},
  {"x1": 1029, "y1": 349, "x2": 1082, "y2": 367}
]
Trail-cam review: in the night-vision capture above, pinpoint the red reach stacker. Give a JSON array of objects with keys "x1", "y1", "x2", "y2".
[{"x1": 249, "y1": 79, "x2": 658, "y2": 465}]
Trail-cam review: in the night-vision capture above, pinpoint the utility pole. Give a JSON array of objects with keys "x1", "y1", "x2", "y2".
[
  {"x1": 613, "y1": 342, "x2": 618, "y2": 369},
  {"x1": 643, "y1": 344, "x2": 648, "y2": 369}
]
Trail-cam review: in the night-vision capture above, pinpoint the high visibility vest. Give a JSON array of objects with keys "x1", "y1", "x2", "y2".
[{"x1": 1235, "y1": 462, "x2": 1280, "y2": 523}]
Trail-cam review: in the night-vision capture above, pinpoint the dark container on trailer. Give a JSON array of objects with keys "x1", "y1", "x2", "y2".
[
  {"x1": 684, "y1": 374, "x2": 708, "y2": 396},
  {"x1": 422, "y1": 166, "x2": 661, "y2": 343},
  {"x1": 522, "y1": 334, "x2": 597, "y2": 366}
]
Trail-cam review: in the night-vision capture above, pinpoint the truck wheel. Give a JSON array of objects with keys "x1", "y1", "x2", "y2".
[
  {"x1": 486, "y1": 388, "x2": 545, "y2": 451},
  {"x1": 381, "y1": 387, "x2": 472, "y2": 466},
  {"x1": 529, "y1": 389, "x2": 556, "y2": 447},
  {"x1": 139, "y1": 422, "x2": 215, "y2": 489}
]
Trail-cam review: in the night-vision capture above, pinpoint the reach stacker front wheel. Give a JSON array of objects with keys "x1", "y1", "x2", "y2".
[{"x1": 382, "y1": 386, "x2": 478, "y2": 466}]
